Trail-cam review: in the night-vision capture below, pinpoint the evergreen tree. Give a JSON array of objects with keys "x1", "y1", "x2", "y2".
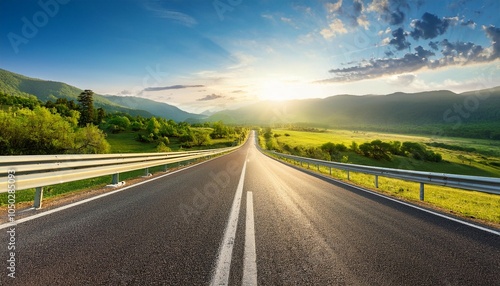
[
  {"x1": 77, "y1": 89, "x2": 95, "y2": 126},
  {"x1": 96, "y1": 107, "x2": 105, "y2": 124}
]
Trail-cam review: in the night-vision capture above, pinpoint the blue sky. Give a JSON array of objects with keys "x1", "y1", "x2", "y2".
[{"x1": 1, "y1": 0, "x2": 499, "y2": 113}]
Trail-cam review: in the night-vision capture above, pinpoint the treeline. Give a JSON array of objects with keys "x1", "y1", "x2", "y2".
[
  {"x1": 109, "y1": 114, "x2": 246, "y2": 150},
  {"x1": 262, "y1": 128, "x2": 442, "y2": 163},
  {"x1": 0, "y1": 92, "x2": 247, "y2": 155}
]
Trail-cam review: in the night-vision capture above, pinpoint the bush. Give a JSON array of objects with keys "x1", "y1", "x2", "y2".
[
  {"x1": 402, "y1": 142, "x2": 442, "y2": 162},
  {"x1": 266, "y1": 137, "x2": 280, "y2": 151},
  {"x1": 156, "y1": 142, "x2": 171, "y2": 152},
  {"x1": 359, "y1": 140, "x2": 392, "y2": 160},
  {"x1": 321, "y1": 142, "x2": 347, "y2": 161}
]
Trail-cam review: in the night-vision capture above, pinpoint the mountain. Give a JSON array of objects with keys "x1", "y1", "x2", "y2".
[
  {"x1": 0, "y1": 68, "x2": 201, "y2": 121},
  {"x1": 209, "y1": 87, "x2": 500, "y2": 138},
  {"x1": 103, "y1": 95, "x2": 204, "y2": 122},
  {"x1": 209, "y1": 88, "x2": 500, "y2": 125}
]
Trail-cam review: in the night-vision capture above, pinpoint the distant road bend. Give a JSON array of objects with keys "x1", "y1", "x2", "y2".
[{"x1": 1, "y1": 131, "x2": 499, "y2": 285}]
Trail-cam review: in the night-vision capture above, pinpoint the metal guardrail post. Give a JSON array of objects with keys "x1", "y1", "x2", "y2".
[
  {"x1": 164, "y1": 164, "x2": 168, "y2": 172},
  {"x1": 375, "y1": 175, "x2": 379, "y2": 188},
  {"x1": 420, "y1": 183, "x2": 425, "y2": 201},
  {"x1": 144, "y1": 167, "x2": 151, "y2": 177},
  {"x1": 317, "y1": 164, "x2": 320, "y2": 171},
  {"x1": 347, "y1": 170, "x2": 350, "y2": 180},
  {"x1": 329, "y1": 167, "x2": 332, "y2": 176},
  {"x1": 34, "y1": 187, "x2": 43, "y2": 209},
  {"x1": 112, "y1": 173, "x2": 119, "y2": 185}
]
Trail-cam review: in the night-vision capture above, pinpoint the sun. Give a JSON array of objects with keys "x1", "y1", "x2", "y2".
[{"x1": 258, "y1": 80, "x2": 303, "y2": 101}]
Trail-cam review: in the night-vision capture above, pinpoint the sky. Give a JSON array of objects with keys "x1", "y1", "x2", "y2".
[{"x1": 1, "y1": 0, "x2": 499, "y2": 113}]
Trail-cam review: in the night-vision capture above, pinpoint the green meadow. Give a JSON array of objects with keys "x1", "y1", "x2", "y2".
[
  {"x1": 261, "y1": 129, "x2": 500, "y2": 225},
  {"x1": 272, "y1": 129, "x2": 500, "y2": 177},
  {"x1": 106, "y1": 128, "x2": 237, "y2": 153}
]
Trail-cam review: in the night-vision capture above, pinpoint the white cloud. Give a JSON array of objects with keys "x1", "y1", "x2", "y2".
[
  {"x1": 325, "y1": 0, "x2": 343, "y2": 14},
  {"x1": 357, "y1": 15, "x2": 370, "y2": 29},
  {"x1": 386, "y1": 73, "x2": 417, "y2": 86},
  {"x1": 320, "y1": 19, "x2": 348, "y2": 39},
  {"x1": 261, "y1": 13, "x2": 274, "y2": 21},
  {"x1": 367, "y1": 0, "x2": 389, "y2": 14},
  {"x1": 280, "y1": 17, "x2": 299, "y2": 28},
  {"x1": 144, "y1": 0, "x2": 197, "y2": 27}
]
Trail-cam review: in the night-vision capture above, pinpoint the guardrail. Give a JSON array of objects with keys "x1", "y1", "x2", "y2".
[
  {"x1": 263, "y1": 150, "x2": 500, "y2": 199},
  {"x1": 0, "y1": 146, "x2": 239, "y2": 208}
]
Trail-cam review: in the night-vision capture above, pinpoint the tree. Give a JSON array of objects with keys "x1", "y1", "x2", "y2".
[
  {"x1": 359, "y1": 140, "x2": 392, "y2": 160},
  {"x1": 263, "y1": 127, "x2": 273, "y2": 139},
  {"x1": 107, "y1": 115, "x2": 131, "y2": 133},
  {"x1": 96, "y1": 107, "x2": 105, "y2": 124},
  {"x1": 0, "y1": 107, "x2": 75, "y2": 154},
  {"x1": 130, "y1": 120, "x2": 143, "y2": 131},
  {"x1": 350, "y1": 141, "x2": 360, "y2": 154},
  {"x1": 211, "y1": 121, "x2": 231, "y2": 139},
  {"x1": 192, "y1": 131, "x2": 212, "y2": 146},
  {"x1": 402, "y1": 142, "x2": 426, "y2": 160},
  {"x1": 147, "y1": 116, "x2": 161, "y2": 136},
  {"x1": 77, "y1": 89, "x2": 95, "y2": 126},
  {"x1": 321, "y1": 142, "x2": 347, "y2": 161},
  {"x1": 389, "y1": 141, "x2": 403, "y2": 155},
  {"x1": 401, "y1": 141, "x2": 443, "y2": 162},
  {"x1": 73, "y1": 124, "x2": 110, "y2": 154}
]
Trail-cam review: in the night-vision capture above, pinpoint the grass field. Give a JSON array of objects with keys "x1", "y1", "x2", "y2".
[
  {"x1": 260, "y1": 129, "x2": 500, "y2": 225},
  {"x1": 106, "y1": 132, "x2": 157, "y2": 153},
  {"x1": 271, "y1": 129, "x2": 500, "y2": 177},
  {"x1": 106, "y1": 130, "x2": 238, "y2": 153}
]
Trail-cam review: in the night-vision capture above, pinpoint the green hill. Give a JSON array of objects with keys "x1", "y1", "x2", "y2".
[
  {"x1": 0, "y1": 68, "x2": 203, "y2": 121},
  {"x1": 103, "y1": 95, "x2": 203, "y2": 122},
  {"x1": 0, "y1": 68, "x2": 118, "y2": 106}
]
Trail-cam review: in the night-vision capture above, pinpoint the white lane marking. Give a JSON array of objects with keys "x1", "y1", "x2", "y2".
[
  {"x1": 270, "y1": 156, "x2": 500, "y2": 236},
  {"x1": 210, "y1": 159, "x2": 247, "y2": 286},
  {"x1": 0, "y1": 154, "x2": 233, "y2": 230},
  {"x1": 242, "y1": 191, "x2": 257, "y2": 286}
]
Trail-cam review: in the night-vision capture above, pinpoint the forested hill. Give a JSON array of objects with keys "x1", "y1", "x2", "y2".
[
  {"x1": 0, "y1": 68, "x2": 202, "y2": 121},
  {"x1": 103, "y1": 95, "x2": 203, "y2": 122},
  {"x1": 209, "y1": 87, "x2": 500, "y2": 139}
]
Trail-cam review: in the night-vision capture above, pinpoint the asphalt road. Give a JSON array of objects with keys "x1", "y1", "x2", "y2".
[{"x1": 1, "y1": 131, "x2": 499, "y2": 285}]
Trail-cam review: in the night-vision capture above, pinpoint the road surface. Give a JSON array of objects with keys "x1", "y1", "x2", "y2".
[{"x1": 1, "y1": 131, "x2": 499, "y2": 285}]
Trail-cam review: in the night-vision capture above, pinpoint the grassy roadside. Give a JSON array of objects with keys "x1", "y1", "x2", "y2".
[
  {"x1": 259, "y1": 132, "x2": 500, "y2": 226},
  {"x1": 0, "y1": 164, "x2": 180, "y2": 207},
  {"x1": 271, "y1": 129, "x2": 500, "y2": 177},
  {"x1": 0, "y1": 131, "x2": 244, "y2": 207}
]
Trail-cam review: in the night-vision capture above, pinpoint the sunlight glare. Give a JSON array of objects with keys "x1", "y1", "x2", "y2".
[{"x1": 257, "y1": 79, "x2": 321, "y2": 101}]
